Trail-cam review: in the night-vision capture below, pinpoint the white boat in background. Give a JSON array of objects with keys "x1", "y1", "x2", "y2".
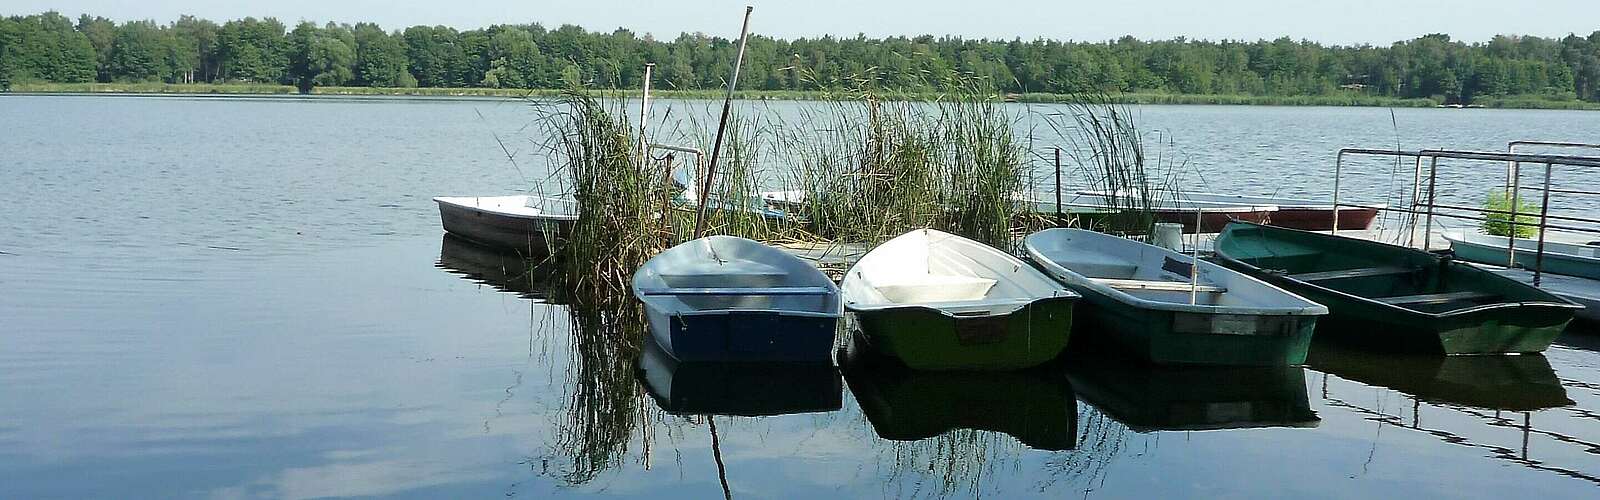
[
  {"x1": 841, "y1": 229, "x2": 1079, "y2": 370},
  {"x1": 632, "y1": 235, "x2": 842, "y2": 363},
  {"x1": 1443, "y1": 230, "x2": 1600, "y2": 280},
  {"x1": 433, "y1": 195, "x2": 578, "y2": 256}
]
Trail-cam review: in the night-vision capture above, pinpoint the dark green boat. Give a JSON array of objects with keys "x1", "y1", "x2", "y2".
[{"x1": 1214, "y1": 221, "x2": 1583, "y2": 354}]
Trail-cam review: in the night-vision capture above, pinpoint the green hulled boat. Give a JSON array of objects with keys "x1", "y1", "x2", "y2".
[
  {"x1": 841, "y1": 229, "x2": 1078, "y2": 370},
  {"x1": 1025, "y1": 228, "x2": 1327, "y2": 366},
  {"x1": 1214, "y1": 221, "x2": 1582, "y2": 354}
]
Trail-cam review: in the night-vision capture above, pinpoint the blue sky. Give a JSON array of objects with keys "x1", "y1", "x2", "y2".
[{"x1": 7, "y1": 0, "x2": 1600, "y2": 44}]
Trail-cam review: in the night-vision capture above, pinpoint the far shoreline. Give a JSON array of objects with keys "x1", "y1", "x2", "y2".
[{"x1": 6, "y1": 82, "x2": 1598, "y2": 110}]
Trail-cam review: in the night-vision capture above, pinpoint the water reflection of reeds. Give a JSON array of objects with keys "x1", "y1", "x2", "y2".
[{"x1": 542, "y1": 297, "x2": 656, "y2": 486}]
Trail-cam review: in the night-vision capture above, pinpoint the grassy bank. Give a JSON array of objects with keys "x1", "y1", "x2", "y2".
[{"x1": 11, "y1": 82, "x2": 1600, "y2": 110}]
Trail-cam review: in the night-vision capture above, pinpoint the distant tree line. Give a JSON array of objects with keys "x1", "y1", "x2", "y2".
[{"x1": 3, "y1": 11, "x2": 1600, "y2": 103}]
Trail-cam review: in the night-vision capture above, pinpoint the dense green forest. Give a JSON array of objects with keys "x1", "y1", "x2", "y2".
[{"x1": 3, "y1": 10, "x2": 1600, "y2": 105}]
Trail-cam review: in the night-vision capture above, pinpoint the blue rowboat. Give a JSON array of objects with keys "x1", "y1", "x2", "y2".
[{"x1": 633, "y1": 235, "x2": 842, "y2": 363}]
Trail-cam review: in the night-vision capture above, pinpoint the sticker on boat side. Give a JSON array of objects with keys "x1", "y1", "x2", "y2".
[{"x1": 954, "y1": 315, "x2": 1009, "y2": 345}]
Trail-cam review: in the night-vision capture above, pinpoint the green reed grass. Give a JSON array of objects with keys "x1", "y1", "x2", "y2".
[
  {"x1": 1040, "y1": 93, "x2": 1186, "y2": 235},
  {"x1": 772, "y1": 71, "x2": 1027, "y2": 248}
]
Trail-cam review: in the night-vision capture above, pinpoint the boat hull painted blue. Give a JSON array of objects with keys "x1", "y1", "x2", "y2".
[{"x1": 645, "y1": 309, "x2": 837, "y2": 363}]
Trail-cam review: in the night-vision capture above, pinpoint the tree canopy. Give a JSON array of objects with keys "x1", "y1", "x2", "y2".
[{"x1": 2, "y1": 10, "x2": 1599, "y2": 103}]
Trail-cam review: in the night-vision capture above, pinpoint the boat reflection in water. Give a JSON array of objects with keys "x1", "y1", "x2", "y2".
[
  {"x1": 840, "y1": 336, "x2": 1078, "y2": 451},
  {"x1": 1306, "y1": 340, "x2": 1572, "y2": 411},
  {"x1": 1305, "y1": 339, "x2": 1600, "y2": 486},
  {"x1": 637, "y1": 337, "x2": 843, "y2": 416},
  {"x1": 1065, "y1": 356, "x2": 1319, "y2": 432},
  {"x1": 435, "y1": 234, "x2": 559, "y2": 302}
]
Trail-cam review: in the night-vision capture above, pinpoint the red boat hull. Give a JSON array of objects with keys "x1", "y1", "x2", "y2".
[
  {"x1": 1263, "y1": 207, "x2": 1380, "y2": 231},
  {"x1": 1153, "y1": 210, "x2": 1272, "y2": 233}
]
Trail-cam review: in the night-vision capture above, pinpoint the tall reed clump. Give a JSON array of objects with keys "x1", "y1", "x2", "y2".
[
  {"x1": 1042, "y1": 94, "x2": 1185, "y2": 235},
  {"x1": 669, "y1": 106, "x2": 798, "y2": 241},
  {"x1": 536, "y1": 90, "x2": 674, "y2": 304},
  {"x1": 936, "y1": 79, "x2": 1029, "y2": 245},
  {"x1": 776, "y1": 72, "x2": 1026, "y2": 248},
  {"x1": 530, "y1": 89, "x2": 667, "y2": 484}
]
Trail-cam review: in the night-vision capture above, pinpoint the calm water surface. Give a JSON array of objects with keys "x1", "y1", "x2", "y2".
[{"x1": 2, "y1": 95, "x2": 1599, "y2": 498}]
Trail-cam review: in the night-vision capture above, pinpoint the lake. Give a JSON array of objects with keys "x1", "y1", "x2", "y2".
[{"x1": 2, "y1": 94, "x2": 1598, "y2": 498}]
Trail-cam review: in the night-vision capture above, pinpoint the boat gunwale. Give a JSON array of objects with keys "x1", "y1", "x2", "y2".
[
  {"x1": 843, "y1": 294, "x2": 1078, "y2": 317},
  {"x1": 1024, "y1": 228, "x2": 1327, "y2": 317},
  {"x1": 1214, "y1": 221, "x2": 1584, "y2": 319},
  {"x1": 840, "y1": 228, "x2": 1080, "y2": 314},
  {"x1": 633, "y1": 235, "x2": 844, "y2": 318}
]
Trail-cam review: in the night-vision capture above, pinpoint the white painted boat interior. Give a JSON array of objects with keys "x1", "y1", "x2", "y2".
[
  {"x1": 842, "y1": 229, "x2": 1073, "y2": 316},
  {"x1": 1025, "y1": 228, "x2": 1327, "y2": 315}
]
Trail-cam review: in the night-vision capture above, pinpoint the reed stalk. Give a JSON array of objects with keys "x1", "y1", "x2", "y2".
[
  {"x1": 1040, "y1": 93, "x2": 1186, "y2": 235},
  {"x1": 774, "y1": 70, "x2": 1025, "y2": 248}
]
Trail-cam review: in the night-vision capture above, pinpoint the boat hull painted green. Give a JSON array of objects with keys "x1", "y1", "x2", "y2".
[
  {"x1": 1214, "y1": 222, "x2": 1581, "y2": 355},
  {"x1": 1072, "y1": 289, "x2": 1318, "y2": 366},
  {"x1": 853, "y1": 297, "x2": 1075, "y2": 370}
]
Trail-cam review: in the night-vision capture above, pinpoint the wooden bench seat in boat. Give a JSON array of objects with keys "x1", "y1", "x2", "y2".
[
  {"x1": 1089, "y1": 277, "x2": 1226, "y2": 293},
  {"x1": 637, "y1": 286, "x2": 833, "y2": 296},
  {"x1": 1289, "y1": 266, "x2": 1417, "y2": 282},
  {"x1": 1374, "y1": 291, "x2": 1497, "y2": 306}
]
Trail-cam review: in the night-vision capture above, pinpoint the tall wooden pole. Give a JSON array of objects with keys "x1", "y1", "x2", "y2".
[
  {"x1": 637, "y1": 63, "x2": 654, "y2": 171},
  {"x1": 693, "y1": 6, "x2": 754, "y2": 238}
]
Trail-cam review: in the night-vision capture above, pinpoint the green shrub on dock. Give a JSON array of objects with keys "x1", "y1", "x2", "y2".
[{"x1": 1481, "y1": 188, "x2": 1539, "y2": 238}]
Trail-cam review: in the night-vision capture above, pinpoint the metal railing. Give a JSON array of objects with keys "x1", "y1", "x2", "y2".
[{"x1": 1332, "y1": 147, "x2": 1600, "y2": 286}]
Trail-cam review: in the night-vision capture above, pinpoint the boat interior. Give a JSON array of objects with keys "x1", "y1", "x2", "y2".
[
  {"x1": 1043, "y1": 249, "x2": 1236, "y2": 307},
  {"x1": 845, "y1": 231, "x2": 1067, "y2": 316},
  {"x1": 636, "y1": 240, "x2": 839, "y2": 315},
  {"x1": 1221, "y1": 225, "x2": 1556, "y2": 314}
]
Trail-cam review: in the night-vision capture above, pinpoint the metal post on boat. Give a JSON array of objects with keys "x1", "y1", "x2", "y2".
[
  {"x1": 693, "y1": 6, "x2": 754, "y2": 238},
  {"x1": 1191, "y1": 206, "x2": 1202, "y2": 305},
  {"x1": 1408, "y1": 155, "x2": 1423, "y2": 247},
  {"x1": 1421, "y1": 155, "x2": 1439, "y2": 251},
  {"x1": 1054, "y1": 147, "x2": 1063, "y2": 219},
  {"x1": 1332, "y1": 151, "x2": 1344, "y2": 236},
  {"x1": 1506, "y1": 158, "x2": 1521, "y2": 269},
  {"x1": 1534, "y1": 162, "x2": 1553, "y2": 287}
]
